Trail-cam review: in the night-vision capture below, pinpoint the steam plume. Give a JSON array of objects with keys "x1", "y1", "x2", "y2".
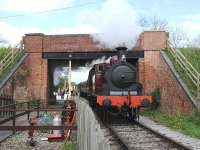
[{"x1": 80, "y1": 0, "x2": 141, "y2": 49}]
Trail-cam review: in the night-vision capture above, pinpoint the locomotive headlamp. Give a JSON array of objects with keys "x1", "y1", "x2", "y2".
[
  {"x1": 103, "y1": 98, "x2": 112, "y2": 108},
  {"x1": 141, "y1": 98, "x2": 150, "y2": 107}
]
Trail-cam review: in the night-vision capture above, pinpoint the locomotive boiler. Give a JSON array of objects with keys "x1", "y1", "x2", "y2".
[{"x1": 80, "y1": 47, "x2": 152, "y2": 120}]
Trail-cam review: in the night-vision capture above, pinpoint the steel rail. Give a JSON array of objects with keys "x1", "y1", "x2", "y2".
[
  {"x1": 93, "y1": 109, "x2": 131, "y2": 150},
  {"x1": 104, "y1": 123, "x2": 131, "y2": 150},
  {"x1": 134, "y1": 120, "x2": 191, "y2": 150},
  {"x1": 95, "y1": 109, "x2": 190, "y2": 150}
]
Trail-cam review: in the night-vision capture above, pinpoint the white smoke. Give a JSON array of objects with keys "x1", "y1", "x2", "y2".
[
  {"x1": 79, "y1": 0, "x2": 141, "y2": 49},
  {"x1": 53, "y1": 57, "x2": 111, "y2": 84},
  {"x1": 85, "y1": 56, "x2": 110, "y2": 67},
  {"x1": 53, "y1": 67, "x2": 67, "y2": 86},
  {"x1": 72, "y1": 56, "x2": 111, "y2": 84}
]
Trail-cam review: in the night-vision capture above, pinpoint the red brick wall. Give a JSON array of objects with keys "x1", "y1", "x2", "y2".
[
  {"x1": 0, "y1": 81, "x2": 13, "y2": 96},
  {"x1": 140, "y1": 31, "x2": 168, "y2": 50},
  {"x1": 3, "y1": 31, "x2": 193, "y2": 113},
  {"x1": 4, "y1": 54, "x2": 48, "y2": 104},
  {"x1": 23, "y1": 33, "x2": 111, "y2": 53},
  {"x1": 139, "y1": 51, "x2": 193, "y2": 114},
  {"x1": 23, "y1": 32, "x2": 168, "y2": 53}
]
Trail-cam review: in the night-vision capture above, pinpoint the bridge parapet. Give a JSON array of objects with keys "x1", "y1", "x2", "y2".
[{"x1": 23, "y1": 31, "x2": 168, "y2": 53}]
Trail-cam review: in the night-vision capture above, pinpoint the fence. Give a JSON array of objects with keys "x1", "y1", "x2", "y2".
[
  {"x1": 0, "y1": 99, "x2": 40, "y2": 134},
  {"x1": 0, "y1": 95, "x2": 14, "y2": 117},
  {"x1": 0, "y1": 43, "x2": 24, "y2": 78},
  {"x1": 0, "y1": 99, "x2": 77, "y2": 137},
  {"x1": 167, "y1": 42, "x2": 200, "y2": 99}
]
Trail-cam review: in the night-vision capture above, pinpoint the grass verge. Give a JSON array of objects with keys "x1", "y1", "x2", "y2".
[
  {"x1": 0, "y1": 47, "x2": 10, "y2": 60},
  {"x1": 179, "y1": 48, "x2": 200, "y2": 72},
  {"x1": 59, "y1": 143, "x2": 76, "y2": 150},
  {"x1": 0, "y1": 49, "x2": 24, "y2": 82},
  {"x1": 142, "y1": 109, "x2": 200, "y2": 139},
  {"x1": 164, "y1": 49, "x2": 197, "y2": 96}
]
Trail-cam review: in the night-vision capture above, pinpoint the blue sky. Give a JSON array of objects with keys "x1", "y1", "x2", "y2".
[{"x1": 0, "y1": 0, "x2": 200, "y2": 45}]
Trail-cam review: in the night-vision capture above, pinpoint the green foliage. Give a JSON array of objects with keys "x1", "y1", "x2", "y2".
[
  {"x1": 57, "y1": 77, "x2": 67, "y2": 89},
  {"x1": 165, "y1": 48, "x2": 199, "y2": 96},
  {"x1": 150, "y1": 88, "x2": 160, "y2": 110},
  {"x1": 57, "y1": 77, "x2": 77, "y2": 89},
  {"x1": 71, "y1": 82, "x2": 77, "y2": 86},
  {"x1": 29, "y1": 99, "x2": 40, "y2": 109},
  {"x1": 180, "y1": 48, "x2": 200, "y2": 72},
  {"x1": 16, "y1": 100, "x2": 40, "y2": 110},
  {"x1": 0, "y1": 47, "x2": 24, "y2": 81},
  {"x1": 59, "y1": 143, "x2": 76, "y2": 150},
  {"x1": 0, "y1": 47, "x2": 11, "y2": 60},
  {"x1": 142, "y1": 109, "x2": 200, "y2": 139}
]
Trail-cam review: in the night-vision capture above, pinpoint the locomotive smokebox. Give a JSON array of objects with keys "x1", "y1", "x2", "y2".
[{"x1": 115, "y1": 46, "x2": 127, "y2": 61}]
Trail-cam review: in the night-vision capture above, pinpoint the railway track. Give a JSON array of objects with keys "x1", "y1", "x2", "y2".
[
  {"x1": 96, "y1": 111, "x2": 190, "y2": 150},
  {"x1": 107, "y1": 122, "x2": 189, "y2": 150}
]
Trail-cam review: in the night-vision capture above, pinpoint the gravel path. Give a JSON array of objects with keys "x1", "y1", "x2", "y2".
[
  {"x1": 0, "y1": 131, "x2": 64, "y2": 150},
  {"x1": 0, "y1": 132, "x2": 64, "y2": 150}
]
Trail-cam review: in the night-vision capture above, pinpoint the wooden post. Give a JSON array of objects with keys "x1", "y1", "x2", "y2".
[
  {"x1": 197, "y1": 74, "x2": 200, "y2": 99},
  {"x1": 37, "y1": 100, "x2": 40, "y2": 118},
  {"x1": 0, "y1": 62, "x2": 2, "y2": 75},
  {"x1": 2, "y1": 95, "x2": 5, "y2": 117},
  {"x1": 4, "y1": 95, "x2": 8, "y2": 117},
  {"x1": 12, "y1": 103, "x2": 16, "y2": 134},
  {"x1": 174, "y1": 47, "x2": 178, "y2": 64},
  {"x1": 12, "y1": 48, "x2": 14, "y2": 63},
  {"x1": 0, "y1": 95, "x2": 2, "y2": 117},
  {"x1": 68, "y1": 60, "x2": 72, "y2": 97},
  {"x1": 27, "y1": 102, "x2": 30, "y2": 120}
]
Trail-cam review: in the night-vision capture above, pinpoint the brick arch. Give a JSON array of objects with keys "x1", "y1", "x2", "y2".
[{"x1": 14, "y1": 31, "x2": 194, "y2": 115}]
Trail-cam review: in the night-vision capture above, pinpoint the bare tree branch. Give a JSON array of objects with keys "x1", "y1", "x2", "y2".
[
  {"x1": 139, "y1": 16, "x2": 169, "y2": 31},
  {"x1": 169, "y1": 26, "x2": 188, "y2": 48},
  {"x1": 192, "y1": 34, "x2": 200, "y2": 48}
]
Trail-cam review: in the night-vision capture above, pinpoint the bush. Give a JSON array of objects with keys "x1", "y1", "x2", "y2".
[
  {"x1": 59, "y1": 143, "x2": 76, "y2": 150},
  {"x1": 151, "y1": 88, "x2": 160, "y2": 110},
  {"x1": 0, "y1": 47, "x2": 11, "y2": 60}
]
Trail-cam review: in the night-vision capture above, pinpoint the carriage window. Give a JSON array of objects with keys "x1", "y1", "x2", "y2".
[
  {"x1": 96, "y1": 65, "x2": 103, "y2": 72},
  {"x1": 99, "y1": 65, "x2": 103, "y2": 71}
]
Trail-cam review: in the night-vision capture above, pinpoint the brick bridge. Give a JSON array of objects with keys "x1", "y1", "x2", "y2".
[{"x1": 2, "y1": 31, "x2": 194, "y2": 114}]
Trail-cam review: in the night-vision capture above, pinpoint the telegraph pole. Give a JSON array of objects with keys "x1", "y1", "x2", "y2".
[{"x1": 68, "y1": 60, "x2": 72, "y2": 97}]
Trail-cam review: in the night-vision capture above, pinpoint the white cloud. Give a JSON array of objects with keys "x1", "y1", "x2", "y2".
[
  {"x1": 0, "y1": 21, "x2": 98, "y2": 46},
  {"x1": 0, "y1": 21, "x2": 41, "y2": 46},
  {"x1": 78, "y1": 0, "x2": 142, "y2": 49},
  {"x1": 180, "y1": 14, "x2": 200, "y2": 21},
  {"x1": 1, "y1": 0, "x2": 75, "y2": 12},
  {"x1": 48, "y1": 25, "x2": 98, "y2": 34},
  {"x1": 181, "y1": 21, "x2": 200, "y2": 38}
]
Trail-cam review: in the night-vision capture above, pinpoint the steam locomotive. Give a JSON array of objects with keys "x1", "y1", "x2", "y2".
[{"x1": 79, "y1": 47, "x2": 152, "y2": 120}]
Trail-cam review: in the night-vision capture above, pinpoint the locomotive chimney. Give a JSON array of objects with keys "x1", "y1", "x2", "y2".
[{"x1": 116, "y1": 46, "x2": 127, "y2": 61}]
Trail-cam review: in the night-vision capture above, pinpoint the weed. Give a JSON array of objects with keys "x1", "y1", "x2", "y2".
[
  {"x1": 59, "y1": 143, "x2": 76, "y2": 150},
  {"x1": 150, "y1": 88, "x2": 160, "y2": 110},
  {"x1": 142, "y1": 109, "x2": 200, "y2": 139}
]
